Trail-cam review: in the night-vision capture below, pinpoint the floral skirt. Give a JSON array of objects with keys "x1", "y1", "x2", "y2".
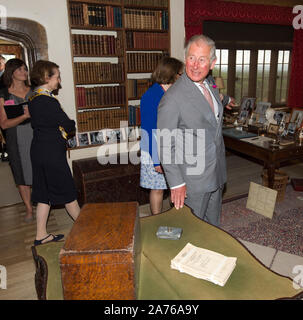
[{"x1": 140, "y1": 151, "x2": 167, "y2": 190}]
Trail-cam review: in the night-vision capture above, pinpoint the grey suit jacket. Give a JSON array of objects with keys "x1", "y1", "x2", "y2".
[{"x1": 157, "y1": 73, "x2": 227, "y2": 196}]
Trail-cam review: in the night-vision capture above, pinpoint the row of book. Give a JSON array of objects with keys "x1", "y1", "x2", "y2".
[
  {"x1": 74, "y1": 61, "x2": 124, "y2": 84},
  {"x1": 77, "y1": 107, "x2": 128, "y2": 132},
  {"x1": 124, "y1": 0, "x2": 168, "y2": 7},
  {"x1": 127, "y1": 52, "x2": 166, "y2": 72},
  {"x1": 126, "y1": 31, "x2": 169, "y2": 50},
  {"x1": 72, "y1": 34, "x2": 123, "y2": 56},
  {"x1": 129, "y1": 105, "x2": 141, "y2": 126},
  {"x1": 69, "y1": 3, "x2": 122, "y2": 28},
  {"x1": 124, "y1": 9, "x2": 168, "y2": 30},
  {"x1": 76, "y1": 85, "x2": 126, "y2": 109},
  {"x1": 127, "y1": 79, "x2": 152, "y2": 99}
]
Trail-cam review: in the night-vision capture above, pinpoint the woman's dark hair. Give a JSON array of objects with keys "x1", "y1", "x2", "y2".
[
  {"x1": 30, "y1": 60, "x2": 59, "y2": 87},
  {"x1": 151, "y1": 57, "x2": 184, "y2": 85},
  {"x1": 3, "y1": 58, "x2": 29, "y2": 87}
]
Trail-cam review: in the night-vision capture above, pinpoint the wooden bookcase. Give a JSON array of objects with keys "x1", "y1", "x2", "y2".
[{"x1": 67, "y1": 0, "x2": 170, "y2": 147}]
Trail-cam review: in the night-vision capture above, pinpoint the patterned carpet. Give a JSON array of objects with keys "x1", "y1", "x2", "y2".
[{"x1": 220, "y1": 185, "x2": 303, "y2": 257}]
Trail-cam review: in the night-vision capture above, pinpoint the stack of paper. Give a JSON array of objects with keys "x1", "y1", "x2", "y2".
[{"x1": 171, "y1": 243, "x2": 237, "y2": 286}]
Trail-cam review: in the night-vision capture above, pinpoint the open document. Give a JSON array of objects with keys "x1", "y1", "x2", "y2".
[{"x1": 171, "y1": 243, "x2": 237, "y2": 286}]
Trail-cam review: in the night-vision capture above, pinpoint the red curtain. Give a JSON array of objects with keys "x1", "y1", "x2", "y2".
[{"x1": 185, "y1": 0, "x2": 302, "y2": 108}]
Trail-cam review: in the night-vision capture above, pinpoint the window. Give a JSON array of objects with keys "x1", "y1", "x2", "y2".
[
  {"x1": 213, "y1": 48, "x2": 291, "y2": 105},
  {"x1": 204, "y1": 21, "x2": 293, "y2": 106},
  {"x1": 256, "y1": 50, "x2": 271, "y2": 102},
  {"x1": 276, "y1": 50, "x2": 290, "y2": 104},
  {"x1": 235, "y1": 50, "x2": 250, "y2": 103},
  {"x1": 212, "y1": 49, "x2": 228, "y2": 96}
]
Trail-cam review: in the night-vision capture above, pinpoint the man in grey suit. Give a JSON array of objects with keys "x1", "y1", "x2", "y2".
[{"x1": 157, "y1": 34, "x2": 226, "y2": 227}]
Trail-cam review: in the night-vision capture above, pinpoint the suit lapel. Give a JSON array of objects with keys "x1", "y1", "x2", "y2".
[{"x1": 206, "y1": 78, "x2": 224, "y2": 137}]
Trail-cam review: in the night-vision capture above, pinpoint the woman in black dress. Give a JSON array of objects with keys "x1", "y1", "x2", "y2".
[{"x1": 29, "y1": 60, "x2": 80, "y2": 245}]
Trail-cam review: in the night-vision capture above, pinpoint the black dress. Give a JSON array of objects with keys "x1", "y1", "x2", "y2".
[{"x1": 29, "y1": 90, "x2": 77, "y2": 205}]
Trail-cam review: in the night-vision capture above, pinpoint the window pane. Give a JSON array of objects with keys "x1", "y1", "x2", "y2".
[
  {"x1": 283, "y1": 50, "x2": 290, "y2": 63},
  {"x1": 236, "y1": 50, "x2": 243, "y2": 64},
  {"x1": 283, "y1": 63, "x2": 288, "y2": 74},
  {"x1": 258, "y1": 50, "x2": 264, "y2": 63},
  {"x1": 221, "y1": 65, "x2": 228, "y2": 78},
  {"x1": 278, "y1": 51, "x2": 283, "y2": 64},
  {"x1": 215, "y1": 49, "x2": 221, "y2": 64},
  {"x1": 221, "y1": 50, "x2": 228, "y2": 64},
  {"x1": 265, "y1": 50, "x2": 271, "y2": 63},
  {"x1": 264, "y1": 64, "x2": 270, "y2": 77},
  {"x1": 257, "y1": 64, "x2": 264, "y2": 78},
  {"x1": 236, "y1": 65, "x2": 243, "y2": 78},
  {"x1": 212, "y1": 66, "x2": 220, "y2": 77},
  {"x1": 243, "y1": 50, "x2": 250, "y2": 64}
]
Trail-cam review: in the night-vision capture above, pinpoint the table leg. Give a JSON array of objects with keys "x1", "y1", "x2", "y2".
[{"x1": 267, "y1": 166, "x2": 275, "y2": 189}]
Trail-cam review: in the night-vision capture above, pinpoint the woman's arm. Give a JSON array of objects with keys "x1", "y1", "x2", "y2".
[{"x1": 0, "y1": 98, "x2": 30, "y2": 129}]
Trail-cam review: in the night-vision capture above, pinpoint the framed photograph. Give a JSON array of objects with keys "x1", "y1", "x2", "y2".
[
  {"x1": 273, "y1": 111, "x2": 286, "y2": 126},
  {"x1": 89, "y1": 131, "x2": 105, "y2": 145},
  {"x1": 77, "y1": 132, "x2": 89, "y2": 146},
  {"x1": 106, "y1": 129, "x2": 120, "y2": 143},
  {"x1": 255, "y1": 102, "x2": 271, "y2": 115},
  {"x1": 67, "y1": 135, "x2": 77, "y2": 148},
  {"x1": 287, "y1": 122, "x2": 296, "y2": 135},
  {"x1": 240, "y1": 97, "x2": 256, "y2": 113},
  {"x1": 267, "y1": 124, "x2": 279, "y2": 135},
  {"x1": 290, "y1": 108, "x2": 303, "y2": 130},
  {"x1": 127, "y1": 126, "x2": 137, "y2": 141}
]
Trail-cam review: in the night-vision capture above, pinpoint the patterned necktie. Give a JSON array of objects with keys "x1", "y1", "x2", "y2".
[{"x1": 200, "y1": 83, "x2": 215, "y2": 113}]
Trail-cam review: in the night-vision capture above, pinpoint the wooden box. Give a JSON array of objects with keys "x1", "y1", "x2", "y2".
[
  {"x1": 59, "y1": 202, "x2": 140, "y2": 300},
  {"x1": 72, "y1": 152, "x2": 150, "y2": 207}
]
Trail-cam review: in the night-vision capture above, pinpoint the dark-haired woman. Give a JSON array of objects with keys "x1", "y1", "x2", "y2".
[
  {"x1": 0, "y1": 59, "x2": 33, "y2": 221},
  {"x1": 140, "y1": 57, "x2": 184, "y2": 215},
  {"x1": 29, "y1": 60, "x2": 80, "y2": 245}
]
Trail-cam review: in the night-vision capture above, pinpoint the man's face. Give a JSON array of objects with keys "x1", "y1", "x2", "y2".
[{"x1": 185, "y1": 41, "x2": 216, "y2": 84}]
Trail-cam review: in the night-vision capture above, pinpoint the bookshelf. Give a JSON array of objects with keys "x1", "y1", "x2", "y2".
[{"x1": 67, "y1": 0, "x2": 170, "y2": 148}]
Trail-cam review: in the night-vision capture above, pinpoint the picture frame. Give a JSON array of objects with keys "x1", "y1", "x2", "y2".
[
  {"x1": 267, "y1": 123, "x2": 279, "y2": 135},
  {"x1": 77, "y1": 132, "x2": 89, "y2": 147},
  {"x1": 89, "y1": 131, "x2": 106, "y2": 145},
  {"x1": 106, "y1": 129, "x2": 120, "y2": 143},
  {"x1": 67, "y1": 135, "x2": 77, "y2": 148},
  {"x1": 255, "y1": 102, "x2": 271, "y2": 116},
  {"x1": 273, "y1": 111, "x2": 286, "y2": 126},
  {"x1": 240, "y1": 97, "x2": 256, "y2": 113},
  {"x1": 286, "y1": 122, "x2": 296, "y2": 135},
  {"x1": 127, "y1": 126, "x2": 137, "y2": 141},
  {"x1": 290, "y1": 108, "x2": 303, "y2": 131},
  {"x1": 238, "y1": 97, "x2": 256, "y2": 123}
]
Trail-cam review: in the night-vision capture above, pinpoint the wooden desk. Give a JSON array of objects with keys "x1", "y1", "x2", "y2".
[{"x1": 223, "y1": 133, "x2": 303, "y2": 188}]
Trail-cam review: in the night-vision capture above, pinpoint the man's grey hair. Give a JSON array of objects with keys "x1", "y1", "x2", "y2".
[{"x1": 184, "y1": 34, "x2": 217, "y2": 63}]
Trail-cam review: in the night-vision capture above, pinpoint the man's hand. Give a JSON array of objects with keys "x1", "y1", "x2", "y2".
[
  {"x1": 171, "y1": 185, "x2": 187, "y2": 210},
  {"x1": 225, "y1": 97, "x2": 236, "y2": 110}
]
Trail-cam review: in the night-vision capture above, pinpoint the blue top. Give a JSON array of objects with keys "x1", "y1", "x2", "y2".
[{"x1": 140, "y1": 83, "x2": 165, "y2": 167}]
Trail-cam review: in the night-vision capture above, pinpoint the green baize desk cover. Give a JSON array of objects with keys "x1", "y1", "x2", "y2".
[{"x1": 138, "y1": 205, "x2": 303, "y2": 300}]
